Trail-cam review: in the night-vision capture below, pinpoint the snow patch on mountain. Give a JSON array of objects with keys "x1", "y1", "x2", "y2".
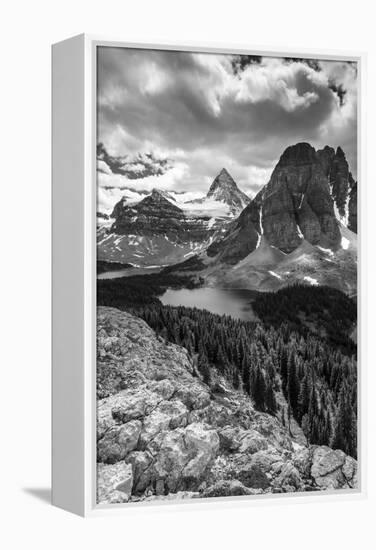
[
  {"x1": 341, "y1": 236, "x2": 350, "y2": 250},
  {"x1": 317, "y1": 246, "x2": 334, "y2": 256},
  {"x1": 304, "y1": 276, "x2": 319, "y2": 286}
]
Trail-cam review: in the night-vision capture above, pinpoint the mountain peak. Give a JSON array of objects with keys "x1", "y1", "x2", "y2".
[
  {"x1": 206, "y1": 169, "x2": 250, "y2": 215},
  {"x1": 278, "y1": 142, "x2": 317, "y2": 167},
  {"x1": 218, "y1": 167, "x2": 232, "y2": 178},
  {"x1": 336, "y1": 146, "x2": 346, "y2": 158},
  {"x1": 150, "y1": 188, "x2": 164, "y2": 198},
  {"x1": 208, "y1": 168, "x2": 237, "y2": 194},
  {"x1": 149, "y1": 188, "x2": 176, "y2": 202}
]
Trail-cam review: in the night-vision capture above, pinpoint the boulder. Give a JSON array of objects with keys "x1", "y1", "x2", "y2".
[
  {"x1": 238, "y1": 430, "x2": 268, "y2": 454},
  {"x1": 272, "y1": 463, "x2": 303, "y2": 492},
  {"x1": 218, "y1": 427, "x2": 242, "y2": 452},
  {"x1": 342, "y1": 455, "x2": 357, "y2": 487},
  {"x1": 97, "y1": 420, "x2": 142, "y2": 463},
  {"x1": 139, "y1": 410, "x2": 171, "y2": 448},
  {"x1": 149, "y1": 379, "x2": 176, "y2": 400},
  {"x1": 152, "y1": 423, "x2": 219, "y2": 493},
  {"x1": 310, "y1": 446, "x2": 347, "y2": 489},
  {"x1": 97, "y1": 462, "x2": 133, "y2": 504},
  {"x1": 126, "y1": 450, "x2": 154, "y2": 495},
  {"x1": 158, "y1": 399, "x2": 189, "y2": 429}
]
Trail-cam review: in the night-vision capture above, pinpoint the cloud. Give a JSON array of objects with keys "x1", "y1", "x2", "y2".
[
  {"x1": 97, "y1": 143, "x2": 171, "y2": 179},
  {"x1": 97, "y1": 48, "x2": 358, "y2": 199}
]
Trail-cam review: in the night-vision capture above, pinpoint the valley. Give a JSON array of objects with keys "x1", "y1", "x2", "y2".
[{"x1": 97, "y1": 142, "x2": 357, "y2": 295}]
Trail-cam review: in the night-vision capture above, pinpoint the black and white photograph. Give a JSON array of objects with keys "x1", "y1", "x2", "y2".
[{"x1": 95, "y1": 46, "x2": 358, "y2": 504}]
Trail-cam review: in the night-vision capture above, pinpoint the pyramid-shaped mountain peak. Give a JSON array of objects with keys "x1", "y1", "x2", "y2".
[
  {"x1": 219, "y1": 167, "x2": 232, "y2": 178},
  {"x1": 206, "y1": 168, "x2": 250, "y2": 213},
  {"x1": 208, "y1": 168, "x2": 237, "y2": 194}
]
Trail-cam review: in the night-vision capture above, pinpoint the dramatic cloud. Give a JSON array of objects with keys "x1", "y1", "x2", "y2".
[
  {"x1": 97, "y1": 47, "x2": 357, "y2": 209},
  {"x1": 97, "y1": 143, "x2": 171, "y2": 179}
]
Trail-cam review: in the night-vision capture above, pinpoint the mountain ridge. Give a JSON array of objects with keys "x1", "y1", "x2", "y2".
[
  {"x1": 97, "y1": 142, "x2": 357, "y2": 293},
  {"x1": 207, "y1": 142, "x2": 357, "y2": 264}
]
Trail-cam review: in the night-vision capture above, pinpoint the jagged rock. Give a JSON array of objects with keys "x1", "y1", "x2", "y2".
[
  {"x1": 97, "y1": 462, "x2": 133, "y2": 504},
  {"x1": 218, "y1": 426, "x2": 242, "y2": 452},
  {"x1": 174, "y1": 386, "x2": 211, "y2": 410},
  {"x1": 238, "y1": 430, "x2": 269, "y2": 454},
  {"x1": 189, "y1": 402, "x2": 242, "y2": 428},
  {"x1": 149, "y1": 379, "x2": 176, "y2": 400},
  {"x1": 342, "y1": 455, "x2": 357, "y2": 484},
  {"x1": 310, "y1": 446, "x2": 355, "y2": 489},
  {"x1": 97, "y1": 420, "x2": 142, "y2": 463},
  {"x1": 126, "y1": 450, "x2": 154, "y2": 495},
  {"x1": 272, "y1": 463, "x2": 303, "y2": 492},
  {"x1": 97, "y1": 388, "x2": 161, "y2": 436},
  {"x1": 236, "y1": 462, "x2": 271, "y2": 489},
  {"x1": 139, "y1": 410, "x2": 171, "y2": 448},
  {"x1": 250, "y1": 412, "x2": 294, "y2": 453},
  {"x1": 292, "y1": 447, "x2": 312, "y2": 477},
  {"x1": 149, "y1": 423, "x2": 220, "y2": 493},
  {"x1": 158, "y1": 399, "x2": 189, "y2": 429}
]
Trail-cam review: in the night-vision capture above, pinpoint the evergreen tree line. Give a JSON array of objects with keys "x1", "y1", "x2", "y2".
[
  {"x1": 252, "y1": 283, "x2": 357, "y2": 355},
  {"x1": 132, "y1": 303, "x2": 357, "y2": 458}
]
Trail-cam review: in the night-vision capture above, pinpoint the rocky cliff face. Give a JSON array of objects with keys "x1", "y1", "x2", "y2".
[
  {"x1": 96, "y1": 307, "x2": 357, "y2": 504},
  {"x1": 317, "y1": 145, "x2": 357, "y2": 231},
  {"x1": 208, "y1": 143, "x2": 356, "y2": 265},
  {"x1": 348, "y1": 177, "x2": 358, "y2": 233}
]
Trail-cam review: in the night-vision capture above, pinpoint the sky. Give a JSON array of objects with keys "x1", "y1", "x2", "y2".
[{"x1": 97, "y1": 47, "x2": 357, "y2": 209}]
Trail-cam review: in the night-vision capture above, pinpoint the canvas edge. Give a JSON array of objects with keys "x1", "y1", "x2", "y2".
[
  {"x1": 52, "y1": 34, "x2": 367, "y2": 517},
  {"x1": 52, "y1": 33, "x2": 86, "y2": 516}
]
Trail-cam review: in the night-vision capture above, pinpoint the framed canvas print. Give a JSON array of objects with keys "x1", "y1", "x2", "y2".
[{"x1": 52, "y1": 35, "x2": 365, "y2": 516}]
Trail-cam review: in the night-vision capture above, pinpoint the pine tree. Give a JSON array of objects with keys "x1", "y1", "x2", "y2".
[
  {"x1": 280, "y1": 347, "x2": 288, "y2": 393},
  {"x1": 252, "y1": 366, "x2": 267, "y2": 412},
  {"x1": 242, "y1": 355, "x2": 250, "y2": 394},
  {"x1": 297, "y1": 371, "x2": 311, "y2": 423},
  {"x1": 287, "y1": 351, "x2": 300, "y2": 418},
  {"x1": 332, "y1": 383, "x2": 357, "y2": 457},
  {"x1": 265, "y1": 375, "x2": 277, "y2": 415}
]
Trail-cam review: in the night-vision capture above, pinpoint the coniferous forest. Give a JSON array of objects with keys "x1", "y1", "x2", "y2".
[{"x1": 97, "y1": 274, "x2": 357, "y2": 459}]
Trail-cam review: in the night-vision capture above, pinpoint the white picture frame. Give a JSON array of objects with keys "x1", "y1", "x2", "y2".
[{"x1": 52, "y1": 34, "x2": 366, "y2": 517}]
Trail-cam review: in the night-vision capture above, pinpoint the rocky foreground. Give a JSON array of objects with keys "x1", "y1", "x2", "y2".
[{"x1": 97, "y1": 307, "x2": 357, "y2": 504}]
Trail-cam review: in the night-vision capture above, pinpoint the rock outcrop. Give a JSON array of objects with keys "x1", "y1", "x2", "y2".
[{"x1": 96, "y1": 307, "x2": 358, "y2": 503}]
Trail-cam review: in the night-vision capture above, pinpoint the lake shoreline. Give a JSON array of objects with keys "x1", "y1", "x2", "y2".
[{"x1": 159, "y1": 286, "x2": 258, "y2": 321}]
